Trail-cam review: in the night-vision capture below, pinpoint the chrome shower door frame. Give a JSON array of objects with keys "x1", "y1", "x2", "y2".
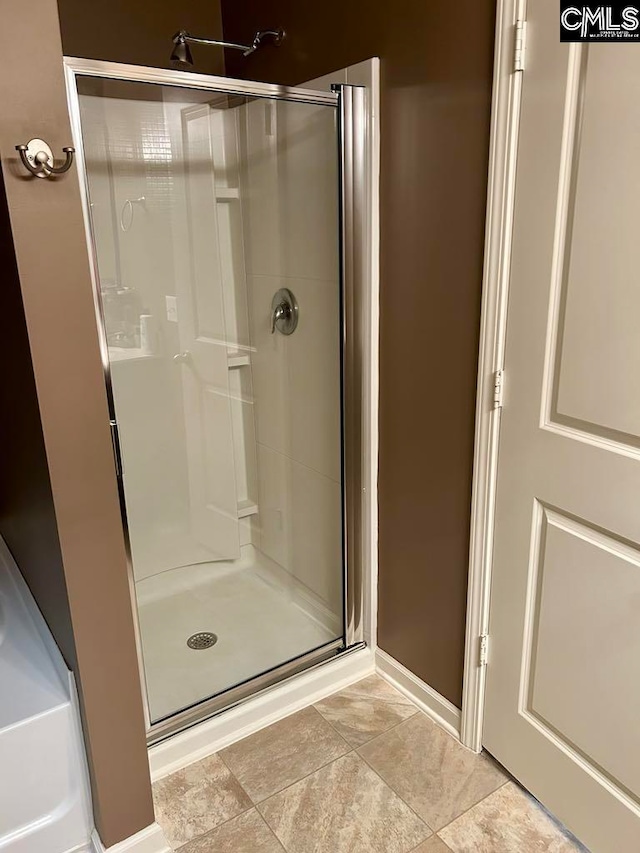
[{"x1": 63, "y1": 57, "x2": 367, "y2": 744}]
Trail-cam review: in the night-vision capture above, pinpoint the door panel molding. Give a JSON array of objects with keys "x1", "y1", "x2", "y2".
[
  {"x1": 541, "y1": 43, "x2": 640, "y2": 457},
  {"x1": 519, "y1": 502, "x2": 640, "y2": 810}
]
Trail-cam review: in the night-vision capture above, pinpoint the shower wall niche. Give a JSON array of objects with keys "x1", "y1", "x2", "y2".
[{"x1": 77, "y1": 78, "x2": 344, "y2": 725}]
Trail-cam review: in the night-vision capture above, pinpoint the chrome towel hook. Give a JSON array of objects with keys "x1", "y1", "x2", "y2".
[{"x1": 15, "y1": 138, "x2": 75, "y2": 178}]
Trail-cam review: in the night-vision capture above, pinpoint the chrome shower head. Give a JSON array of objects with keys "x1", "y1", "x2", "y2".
[
  {"x1": 170, "y1": 28, "x2": 284, "y2": 67},
  {"x1": 170, "y1": 32, "x2": 194, "y2": 66}
]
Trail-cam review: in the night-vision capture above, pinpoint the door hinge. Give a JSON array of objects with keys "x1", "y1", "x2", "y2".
[
  {"x1": 493, "y1": 368, "x2": 504, "y2": 409},
  {"x1": 109, "y1": 419, "x2": 122, "y2": 478},
  {"x1": 479, "y1": 633, "x2": 489, "y2": 667},
  {"x1": 514, "y1": 19, "x2": 527, "y2": 73}
]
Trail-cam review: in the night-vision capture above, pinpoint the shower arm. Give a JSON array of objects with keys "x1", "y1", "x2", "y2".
[{"x1": 173, "y1": 29, "x2": 284, "y2": 58}]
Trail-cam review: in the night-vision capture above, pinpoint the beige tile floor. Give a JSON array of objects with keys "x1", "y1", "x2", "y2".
[{"x1": 153, "y1": 674, "x2": 590, "y2": 853}]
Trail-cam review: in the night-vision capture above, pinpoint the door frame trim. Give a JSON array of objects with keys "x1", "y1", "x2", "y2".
[
  {"x1": 461, "y1": 0, "x2": 525, "y2": 752},
  {"x1": 62, "y1": 56, "x2": 376, "y2": 743}
]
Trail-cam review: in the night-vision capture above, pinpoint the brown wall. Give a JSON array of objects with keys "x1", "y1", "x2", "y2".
[
  {"x1": 0, "y1": 171, "x2": 77, "y2": 671},
  {"x1": 222, "y1": 0, "x2": 496, "y2": 707},
  {"x1": 57, "y1": 0, "x2": 225, "y2": 75},
  {"x1": 0, "y1": 0, "x2": 154, "y2": 845}
]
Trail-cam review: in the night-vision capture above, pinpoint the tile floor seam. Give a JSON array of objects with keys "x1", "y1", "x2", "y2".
[
  {"x1": 182, "y1": 744, "x2": 433, "y2": 852},
  {"x1": 252, "y1": 742, "x2": 360, "y2": 808},
  {"x1": 355, "y1": 747, "x2": 437, "y2": 837},
  {"x1": 262, "y1": 814, "x2": 288, "y2": 853},
  {"x1": 407, "y1": 837, "x2": 453, "y2": 853},
  {"x1": 430, "y1": 777, "x2": 512, "y2": 837},
  {"x1": 205, "y1": 693, "x2": 432, "y2": 845},
  {"x1": 349, "y1": 707, "x2": 423, "y2": 753},
  {"x1": 312, "y1": 694, "x2": 421, "y2": 748},
  {"x1": 160, "y1": 751, "x2": 255, "y2": 850},
  {"x1": 311, "y1": 704, "x2": 355, "y2": 744},
  {"x1": 257, "y1": 750, "x2": 433, "y2": 853},
  {"x1": 215, "y1": 747, "x2": 242, "y2": 784},
  {"x1": 356, "y1": 713, "x2": 513, "y2": 834},
  {"x1": 226, "y1": 706, "x2": 354, "y2": 806},
  {"x1": 172, "y1": 803, "x2": 255, "y2": 851},
  {"x1": 436, "y1": 780, "x2": 590, "y2": 852},
  {"x1": 174, "y1": 807, "x2": 288, "y2": 853},
  {"x1": 213, "y1": 748, "x2": 261, "y2": 813}
]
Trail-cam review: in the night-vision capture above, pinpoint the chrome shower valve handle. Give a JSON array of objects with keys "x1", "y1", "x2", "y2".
[
  {"x1": 270, "y1": 288, "x2": 299, "y2": 335},
  {"x1": 16, "y1": 138, "x2": 75, "y2": 178},
  {"x1": 271, "y1": 303, "x2": 287, "y2": 333}
]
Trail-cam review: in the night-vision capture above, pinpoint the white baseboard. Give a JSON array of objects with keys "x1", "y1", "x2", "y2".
[
  {"x1": 91, "y1": 823, "x2": 171, "y2": 853},
  {"x1": 375, "y1": 649, "x2": 462, "y2": 741},
  {"x1": 149, "y1": 645, "x2": 375, "y2": 781}
]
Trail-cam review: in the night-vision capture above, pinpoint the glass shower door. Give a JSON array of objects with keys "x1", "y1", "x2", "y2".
[{"x1": 70, "y1": 69, "x2": 350, "y2": 733}]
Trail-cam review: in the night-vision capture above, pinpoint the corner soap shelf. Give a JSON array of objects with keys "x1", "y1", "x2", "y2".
[
  {"x1": 227, "y1": 350, "x2": 251, "y2": 368},
  {"x1": 237, "y1": 499, "x2": 259, "y2": 519},
  {"x1": 216, "y1": 187, "x2": 240, "y2": 202}
]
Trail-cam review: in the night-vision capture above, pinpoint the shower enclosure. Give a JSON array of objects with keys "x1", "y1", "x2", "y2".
[{"x1": 64, "y1": 58, "x2": 365, "y2": 742}]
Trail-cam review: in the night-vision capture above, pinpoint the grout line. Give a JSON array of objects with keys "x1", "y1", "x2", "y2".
[
  {"x1": 251, "y1": 707, "x2": 356, "y2": 807},
  {"x1": 354, "y1": 713, "x2": 510, "y2": 842},
  {"x1": 173, "y1": 805, "x2": 285, "y2": 852},
  {"x1": 255, "y1": 440, "x2": 341, "y2": 486},
  {"x1": 434, "y1": 778, "x2": 511, "y2": 837},
  {"x1": 248, "y1": 271, "x2": 340, "y2": 285},
  {"x1": 310, "y1": 703, "x2": 354, "y2": 742},
  {"x1": 253, "y1": 740, "x2": 433, "y2": 853},
  {"x1": 254, "y1": 746, "x2": 356, "y2": 811},
  {"x1": 217, "y1": 706, "x2": 356, "y2": 810},
  {"x1": 407, "y1": 835, "x2": 453, "y2": 853},
  {"x1": 214, "y1": 686, "x2": 426, "y2": 821},
  {"x1": 351, "y1": 707, "x2": 420, "y2": 752},
  {"x1": 262, "y1": 813, "x2": 288, "y2": 853},
  {"x1": 173, "y1": 804, "x2": 254, "y2": 851},
  {"x1": 356, "y1": 747, "x2": 435, "y2": 836},
  {"x1": 168, "y1": 749, "x2": 254, "y2": 850},
  {"x1": 310, "y1": 677, "x2": 421, "y2": 748},
  {"x1": 323, "y1": 705, "x2": 421, "y2": 750}
]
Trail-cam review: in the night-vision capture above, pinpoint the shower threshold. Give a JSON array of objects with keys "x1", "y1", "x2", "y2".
[{"x1": 147, "y1": 637, "x2": 361, "y2": 745}]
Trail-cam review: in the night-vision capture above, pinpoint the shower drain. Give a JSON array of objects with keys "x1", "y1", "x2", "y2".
[{"x1": 187, "y1": 632, "x2": 218, "y2": 650}]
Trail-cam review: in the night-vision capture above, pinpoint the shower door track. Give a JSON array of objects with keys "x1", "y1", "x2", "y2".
[{"x1": 63, "y1": 57, "x2": 368, "y2": 744}]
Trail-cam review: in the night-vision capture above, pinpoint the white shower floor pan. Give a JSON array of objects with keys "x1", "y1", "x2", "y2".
[
  {"x1": 136, "y1": 547, "x2": 340, "y2": 724},
  {"x1": 0, "y1": 539, "x2": 91, "y2": 853}
]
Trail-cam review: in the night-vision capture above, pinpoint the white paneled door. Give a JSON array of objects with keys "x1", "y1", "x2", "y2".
[{"x1": 483, "y1": 5, "x2": 640, "y2": 852}]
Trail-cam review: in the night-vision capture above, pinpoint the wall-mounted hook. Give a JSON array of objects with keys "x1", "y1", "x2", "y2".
[{"x1": 15, "y1": 138, "x2": 75, "y2": 178}]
